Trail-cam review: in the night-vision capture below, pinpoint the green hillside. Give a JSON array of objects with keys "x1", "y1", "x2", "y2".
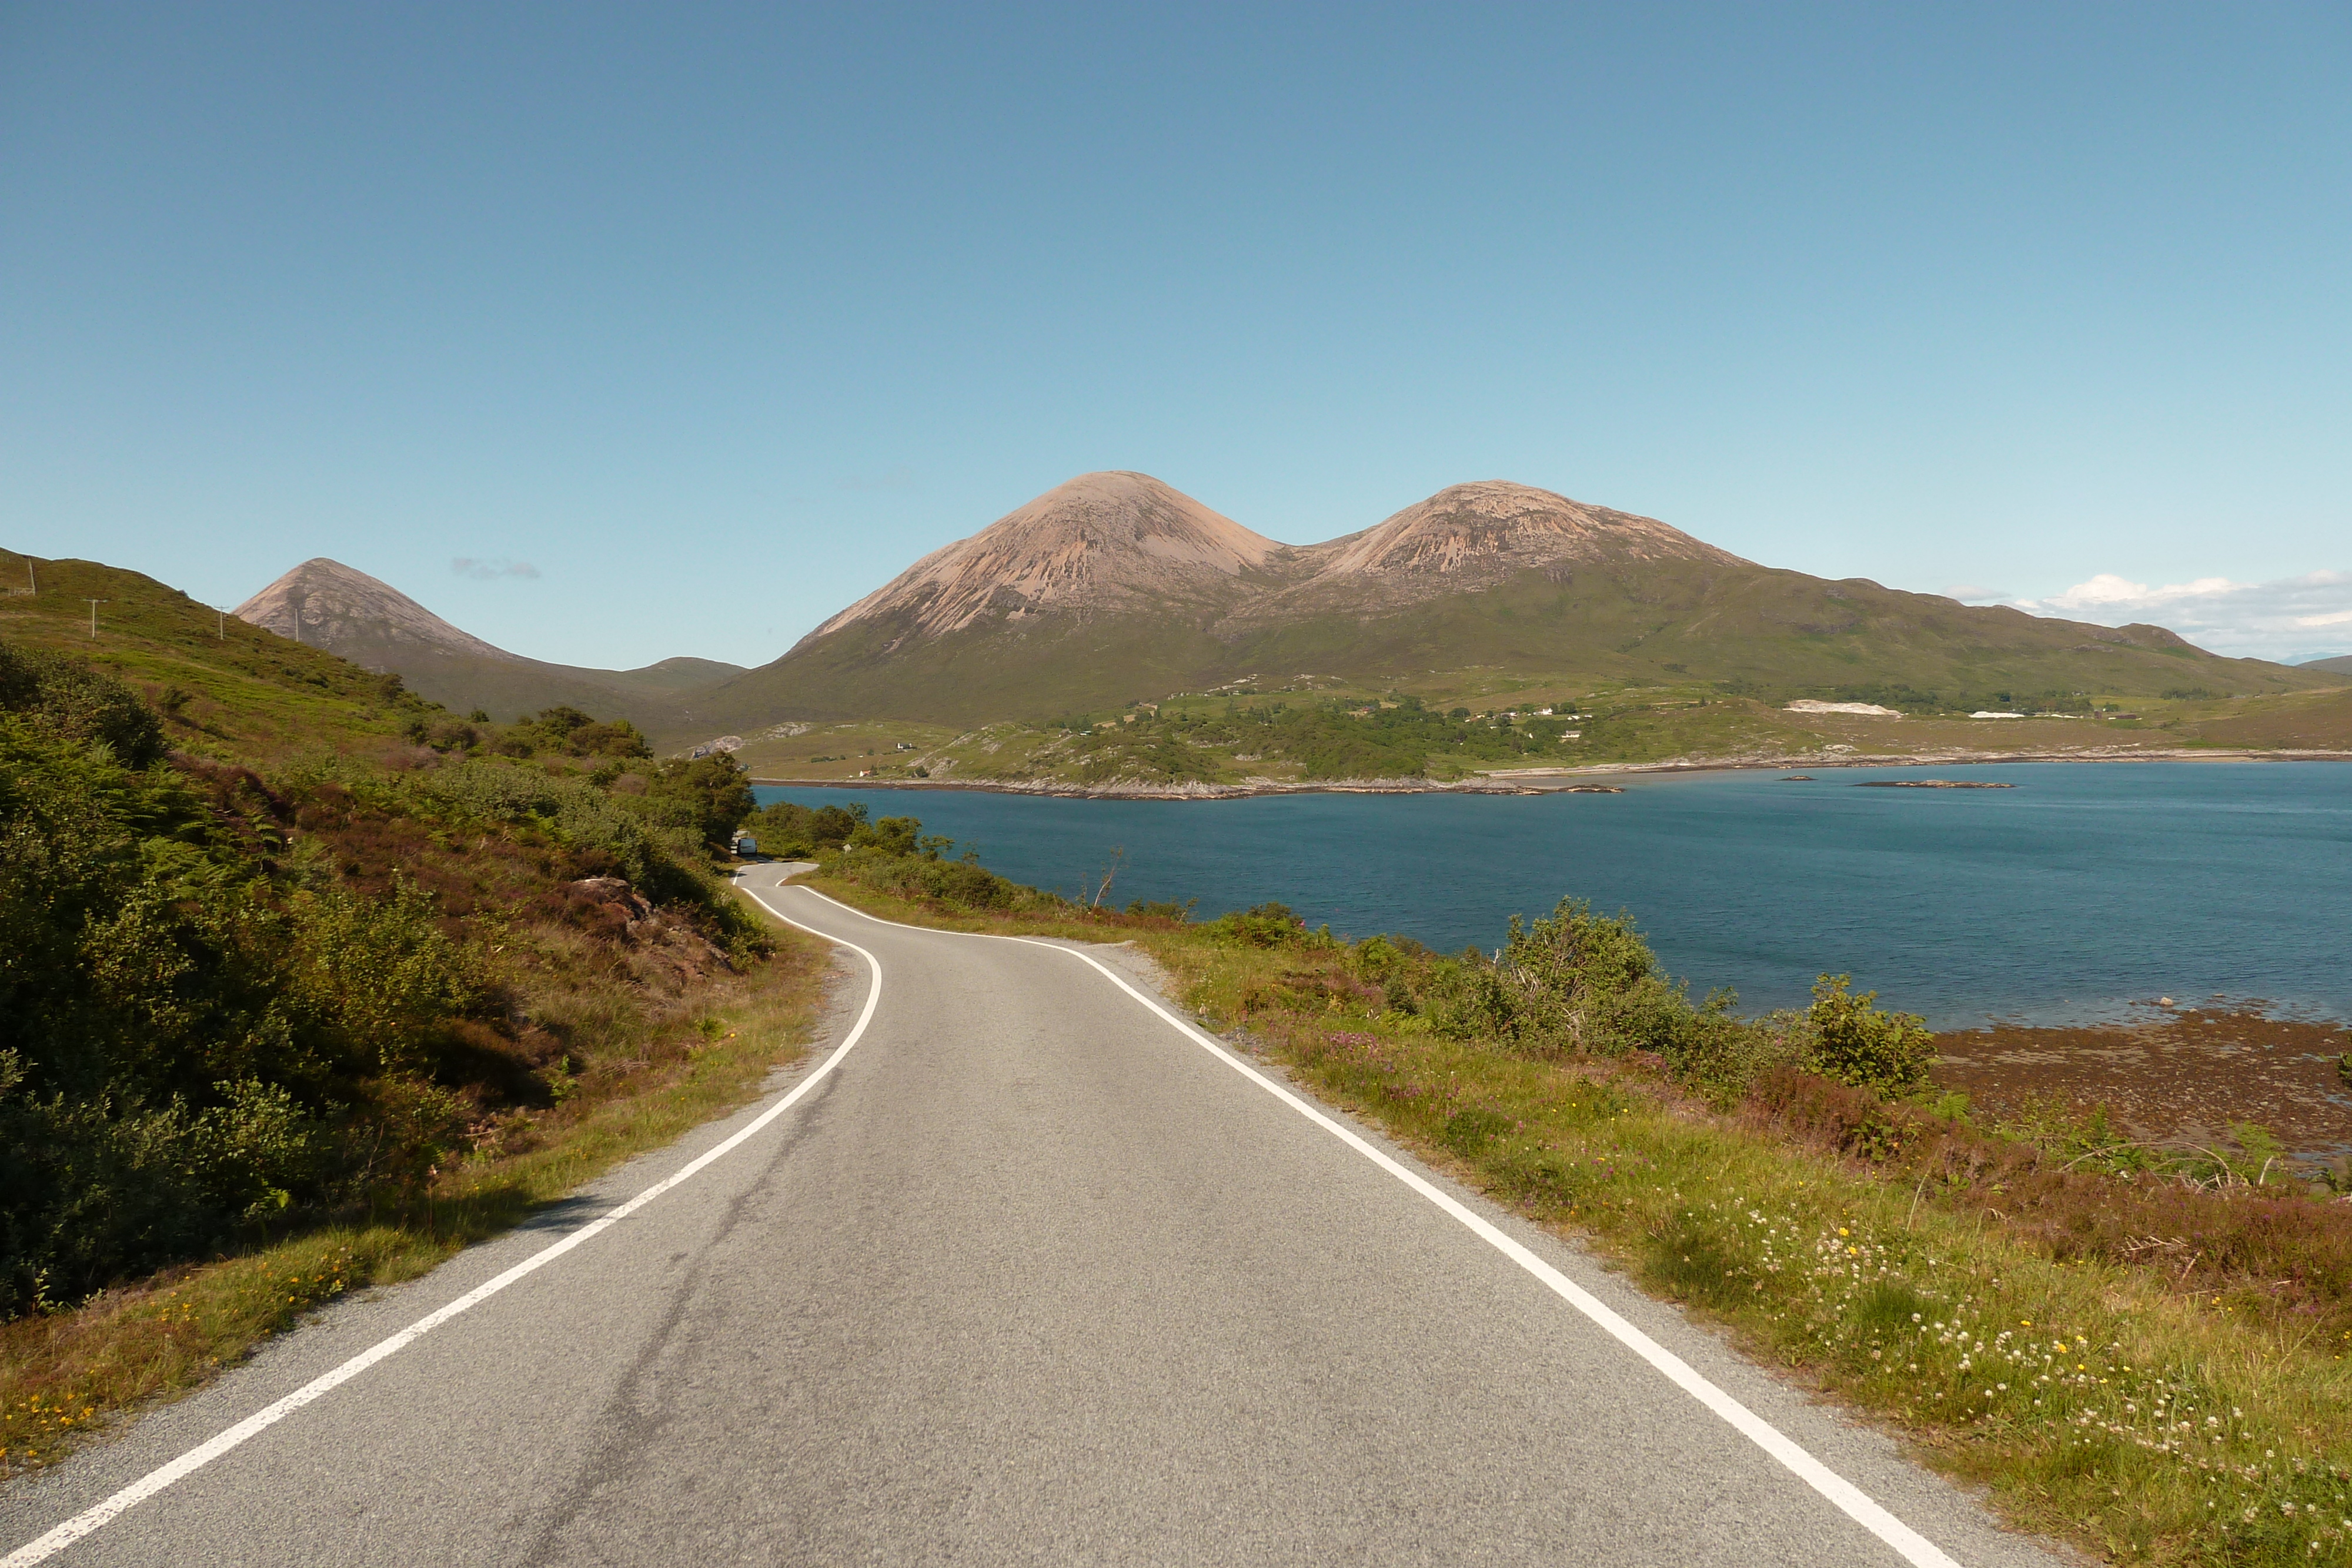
[
  {"x1": 382, "y1": 647, "x2": 740, "y2": 737},
  {"x1": 690, "y1": 551, "x2": 2324, "y2": 735},
  {"x1": 0, "y1": 554, "x2": 425, "y2": 761}
]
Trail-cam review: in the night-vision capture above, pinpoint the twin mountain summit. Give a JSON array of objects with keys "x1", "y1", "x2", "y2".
[{"x1": 230, "y1": 472, "x2": 2327, "y2": 751}]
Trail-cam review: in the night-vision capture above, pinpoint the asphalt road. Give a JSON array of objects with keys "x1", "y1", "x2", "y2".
[{"x1": 2, "y1": 865, "x2": 2070, "y2": 1566}]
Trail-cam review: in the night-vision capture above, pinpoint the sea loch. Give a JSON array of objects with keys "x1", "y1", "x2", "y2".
[{"x1": 757, "y1": 761, "x2": 2352, "y2": 1029}]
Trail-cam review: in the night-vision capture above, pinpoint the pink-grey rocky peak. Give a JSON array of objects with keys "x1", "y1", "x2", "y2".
[
  {"x1": 807, "y1": 472, "x2": 1289, "y2": 641},
  {"x1": 1315, "y1": 480, "x2": 1746, "y2": 584},
  {"x1": 233, "y1": 557, "x2": 518, "y2": 660}
]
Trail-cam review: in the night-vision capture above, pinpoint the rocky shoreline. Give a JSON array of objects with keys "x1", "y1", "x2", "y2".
[
  {"x1": 748, "y1": 745, "x2": 2350, "y2": 800},
  {"x1": 744, "y1": 773, "x2": 1626, "y2": 799},
  {"x1": 1933, "y1": 1009, "x2": 2352, "y2": 1160}
]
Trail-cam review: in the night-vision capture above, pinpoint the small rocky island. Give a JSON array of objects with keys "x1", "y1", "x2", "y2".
[{"x1": 1855, "y1": 779, "x2": 2016, "y2": 789}]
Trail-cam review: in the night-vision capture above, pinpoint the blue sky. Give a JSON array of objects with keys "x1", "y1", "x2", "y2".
[{"x1": 5, "y1": 3, "x2": 2348, "y2": 668}]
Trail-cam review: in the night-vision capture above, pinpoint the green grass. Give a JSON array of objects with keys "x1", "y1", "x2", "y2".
[{"x1": 0, "y1": 552, "x2": 423, "y2": 763}]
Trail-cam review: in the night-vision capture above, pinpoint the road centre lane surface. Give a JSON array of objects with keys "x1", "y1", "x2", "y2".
[{"x1": 3, "y1": 865, "x2": 2066, "y2": 1566}]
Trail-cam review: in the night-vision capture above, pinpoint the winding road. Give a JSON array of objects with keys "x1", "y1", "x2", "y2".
[{"x1": 2, "y1": 865, "x2": 2066, "y2": 1566}]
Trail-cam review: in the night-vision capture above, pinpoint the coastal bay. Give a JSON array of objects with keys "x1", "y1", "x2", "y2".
[{"x1": 756, "y1": 759, "x2": 2351, "y2": 1030}]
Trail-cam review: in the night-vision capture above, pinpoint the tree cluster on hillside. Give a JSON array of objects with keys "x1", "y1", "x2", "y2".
[
  {"x1": 1050, "y1": 697, "x2": 1580, "y2": 782},
  {"x1": 401, "y1": 703, "x2": 654, "y2": 762},
  {"x1": 0, "y1": 639, "x2": 767, "y2": 1318}
]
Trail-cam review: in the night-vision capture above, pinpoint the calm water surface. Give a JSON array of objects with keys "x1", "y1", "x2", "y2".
[{"x1": 754, "y1": 761, "x2": 2352, "y2": 1029}]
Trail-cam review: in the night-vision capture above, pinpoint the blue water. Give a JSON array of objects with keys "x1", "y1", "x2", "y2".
[{"x1": 754, "y1": 762, "x2": 2352, "y2": 1029}]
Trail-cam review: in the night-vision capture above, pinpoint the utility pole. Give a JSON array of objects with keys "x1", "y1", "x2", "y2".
[
  {"x1": 86, "y1": 599, "x2": 105, "y2": 638},
  {"x1": 21, "y1": 557, "x2": 32, "y2": 594},
  {"x1": 216, "y1": 606, "x2": 226, "y2": 638}
]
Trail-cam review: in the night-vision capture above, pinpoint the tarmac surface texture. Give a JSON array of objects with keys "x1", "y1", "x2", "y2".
[{"x1": 2, "y1": 864, "x2": 2071, "y2": 1566}]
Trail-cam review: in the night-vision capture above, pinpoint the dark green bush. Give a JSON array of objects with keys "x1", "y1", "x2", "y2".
[
  {"x1": 1124, "y1": 898, "x2": 1197, "y2": 922},
  {"x1": 0, "y1": 723, "x2": 515, "y2": 1315},
  {"x1": 0, "y1": 639, "x2": 166, "y2": 764},
  {"x1": 1199, "y1": 902, "x2": 1318, "y2": 948},
  {"x1": 828, "y1": 814, "x2": 1058, "y2": 915},
  {"x1": 644, "y1": 753, "x2": 756, "y2": 851},
  {"x1": 745, "y1": 798, "x2": 867, "y2": 858},
  {"x1": 848, "y1": 814, "x2": 924, "y2": 857},
  {"x1": 1802, "y1": 974, "x2": 1935, "y2": 1095},
  {"x1": 1350, "y1": 898, "x2": 1844, "y2": 1105}
]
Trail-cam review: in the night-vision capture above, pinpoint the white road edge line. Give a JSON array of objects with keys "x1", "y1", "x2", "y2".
[
  {"x1": 1, "y1": 894, "x2": 883, "y2": 1568},
  {"x1": 791, "y1": 882, "x2": 1962, "y2": 1568}
]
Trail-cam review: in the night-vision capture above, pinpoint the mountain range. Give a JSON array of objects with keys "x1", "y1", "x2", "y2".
[
  {"x1": 235, "y1": 473, "x2": 2336, "y2": 742},
  {"x1": 679, "y1": 472, "x2": 2317, "y2": 733}
]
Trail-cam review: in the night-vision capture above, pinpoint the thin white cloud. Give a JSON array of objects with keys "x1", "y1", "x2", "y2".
[
  {"x1": 452, "y1": 557, "x2": 542, "y2": 580},
  {"x1": 838, "y1": 464, "x2": 917, "y2": 493},
  {"x1": 1962, "y1": 569, "x2": 2352, "y2": 664},
  {"x1": 2040, "y1": 573, "x2": 2241, "y2": 610}
]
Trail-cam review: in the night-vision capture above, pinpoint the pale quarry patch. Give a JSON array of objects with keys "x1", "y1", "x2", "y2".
[{"x1": 1785, "y1": 700, "x2": 1903, "y2": 718}]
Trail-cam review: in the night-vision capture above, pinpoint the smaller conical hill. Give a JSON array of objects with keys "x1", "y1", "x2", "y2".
[
  {"x1": 232, "y1": 559, "x2": 740, "y2": 733},
  {"x1": 235, "y1": 558, "x2": 519, "y2": 662},
  {"x1": 1318, "y1": 480, "x2": 1741, "y2": 583}
]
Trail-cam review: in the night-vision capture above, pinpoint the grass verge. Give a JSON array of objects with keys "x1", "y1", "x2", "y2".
[
  {"x1": 802, "y1": 864, "x2": 2352, "y2": 1568},
  {"x1": 0, "y1": 917, "x2": 830, "y2": 1480}
]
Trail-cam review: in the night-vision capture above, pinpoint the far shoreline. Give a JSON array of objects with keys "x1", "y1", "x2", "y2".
[{"x1": 746, "y1": 745, "x2": 2352, "y2": 800}]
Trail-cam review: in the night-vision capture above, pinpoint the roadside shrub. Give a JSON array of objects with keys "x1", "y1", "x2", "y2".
[
  {"x1": 0, "y1": 640, "x2": 165, "y2": 765},
  {"x1": 1124, "y1": 898, "x2": 1197, "y2": 922},
  {"x1": 836, "y1": 848, "x2": 1037, "y2": 914},
  {"x1": 1802, "y1": 974, "x2": 1934, "y2": 1095},
  {"x1": 828, "y1": 814, "x2": 1063, "y2": 915},
  {"x1": 285, "y1": 879, "x2": 483, "y2": 1076},
  {"x1": 1479, "y1": 898, "x2": 1746, "y2": 1071},
  {"x1": 390, "y1": 760, "x2": 755, "y2": 940},
  {"x1": 746, "y1": 798, "x2": 867, "y2": 858},
  {"x1": 644, "y1": 754, "x2": 756, "y2": 851},
  {"x1": 0, "y1": 729, "x2": 579, "y2": 1315},
  {"x1": 1200, "y1": 902, "x2": 1321, "y2": 948},
  {"x1": 1343, "y1": 900, "x2": 1809, "y2": 1104},
  {"x1": 847, "y1": 815, "x2": 925, "y2": 857}
]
